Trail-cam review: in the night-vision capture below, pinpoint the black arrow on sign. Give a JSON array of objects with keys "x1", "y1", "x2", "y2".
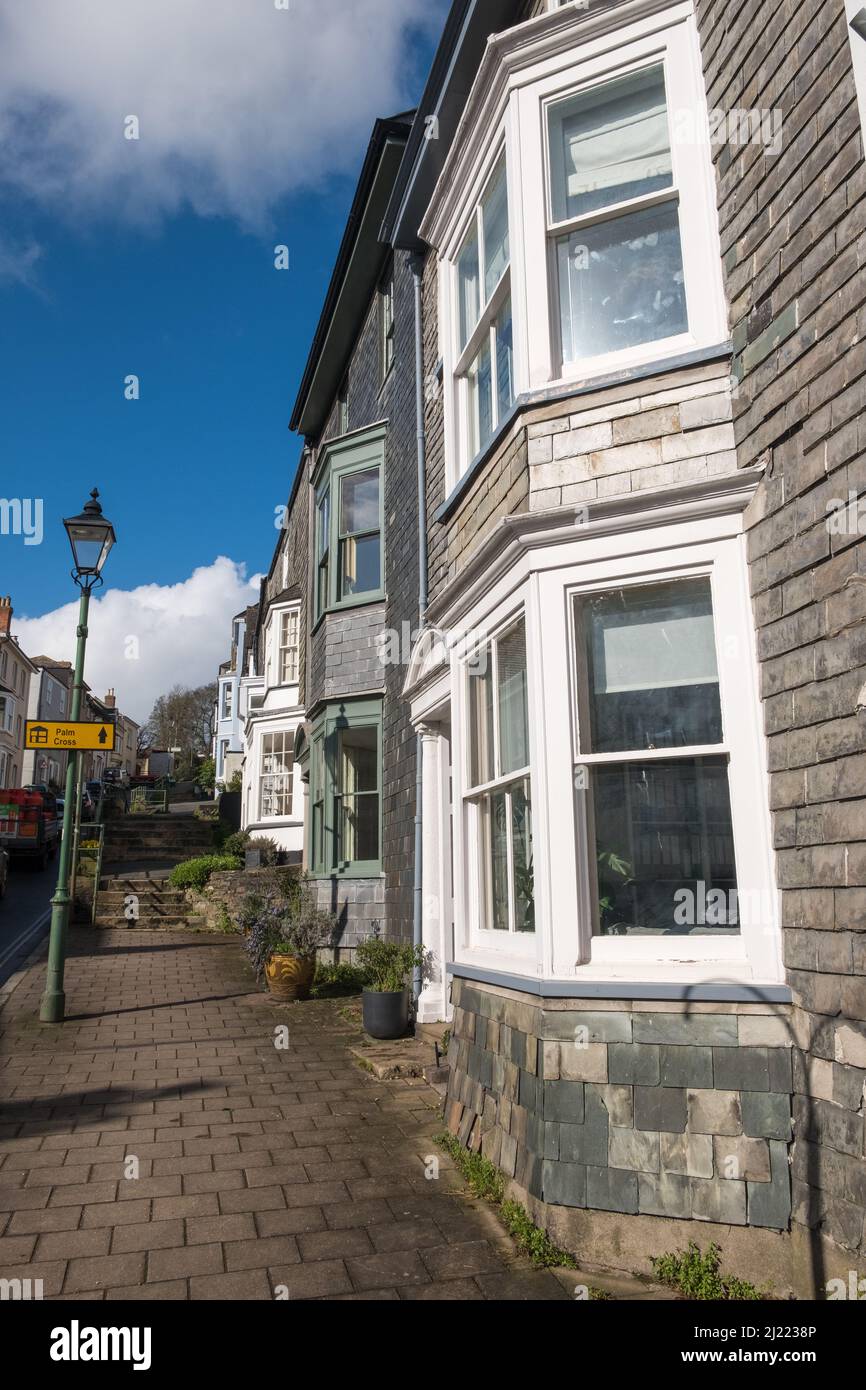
[{"x1": 98, "y1": 727, "x2": 108, "y2": 744}]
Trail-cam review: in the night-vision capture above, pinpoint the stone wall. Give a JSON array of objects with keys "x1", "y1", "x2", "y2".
[
  {"x1": 447, "y1": 978, "x2": 793, "y2": 1229},
  {"x1": 311, "y1": 874, "x2": 386, "y2": 953},
  {"x1": 308, "y1": 603, "x2": 386, "y2": 705},
  {"x1": 526, "y1": 358, "x2": 736, "y2": 510},
  {"x1": 695, "y1": 0, "x2": 866, "y2": 1269}
]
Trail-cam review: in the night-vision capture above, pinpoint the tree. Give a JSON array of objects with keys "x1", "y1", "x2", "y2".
[{"x1": 144, "y1": 683, "x2": 218, "y2": 763}]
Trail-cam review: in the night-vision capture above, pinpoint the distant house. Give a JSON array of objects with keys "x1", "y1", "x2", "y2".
[
  {"x1": 0, "y1": 596, "x2": 38, "y2": 789},
  {"x1": 22, "y1": 656, "x2": 74, "y2": 790}
]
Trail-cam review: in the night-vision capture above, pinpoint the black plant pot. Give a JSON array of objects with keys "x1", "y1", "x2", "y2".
[{"x1": 362, "y1": 988, "x2": 410, "y2": 1040}]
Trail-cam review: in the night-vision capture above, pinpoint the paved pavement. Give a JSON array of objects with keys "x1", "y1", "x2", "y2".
[{"x1": 0, "y1": 927, "x2": 569, "y2": 1300}]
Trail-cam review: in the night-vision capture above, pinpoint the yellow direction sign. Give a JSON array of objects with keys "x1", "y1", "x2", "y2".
[{"x1": 25, "y1": 720, "x2": 116, "y2": 752}]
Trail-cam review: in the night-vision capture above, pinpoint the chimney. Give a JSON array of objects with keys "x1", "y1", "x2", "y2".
[
  {"x1": 103, "y1": 688, "x2": 116, "y2": 708},
  {"x1": 0, "y1": 596, "x2": 11, "y2": 638}
]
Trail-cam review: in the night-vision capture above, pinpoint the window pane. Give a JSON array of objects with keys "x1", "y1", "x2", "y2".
[
  {"x1": 557, "y1": 202, "x2": 686, "y2": 364},
  {"x1": 482, "y1": 155, "x2": 509, "y2": 300},
  {"x1": 579, "y1": 578, "x2": 722, "y2": 754},
  {"x1": 468, "y1": 653, "x2": 494, "y2": 788},
  {"x1": 338, "y1": 726, "x2": 379, "y2": 863},
  {"x1": 341, "y1": 795, "x2": 379, "y2": 862},
  {"x1": 497, "y1": 620, "x2": 528, "y2": 775},
  {"x1": 479, "y1": 790, "x2": 510, "y2": 930},
  {"x1": 317, "y1": 492, "x2": 329, "y2": 557},
  {"x1": 457, "y1": 218, "x2": 480, "y2": 350},
  {"x1": 467, "y1": 337, "x2": 493, "y2": 457},
  {"x1": 511, "y1": 779, "x2": 534, "y2": 933},
  {"x1": 340, "y1": 467, "x2": 379, "y2": 535},
  {"x1": 339, "y1": 534, "x2": 381, "y2": 598},
  {"x1": 592, "y1": 756, "x2": 739, "y2": 936},
  {"x1": 495, "y1": 297, "x2": 514, "y2": 423},
  {"x1": 548, "y1": 65, "x2": 672, "y2": 223},
  {"x1": 340, "y1": 725, "x2": 377, "y2": 793}
]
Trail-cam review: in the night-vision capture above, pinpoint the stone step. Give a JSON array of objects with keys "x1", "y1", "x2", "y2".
[
  {"x1": 96, "y1": 890, "x2": 188, "y2": 907},
  {"x1": 92, "y1": 915, "x2": 199, "y2": 929}
]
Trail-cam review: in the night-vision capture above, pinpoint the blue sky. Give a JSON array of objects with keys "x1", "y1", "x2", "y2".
[
  {"x1": 0, "y1": 0, "x2": 444, "y2": 720},
  {"x1": 2, "y1": 189, "x2": 356, "y2": 606}
]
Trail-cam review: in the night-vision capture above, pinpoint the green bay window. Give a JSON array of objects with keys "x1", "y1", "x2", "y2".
[
  {"x1": 309, "y1": 699, "x2": 382, "y2": 876},
  {"x1": 313, "y1": 426, "x2": 385, "y2": 621}
]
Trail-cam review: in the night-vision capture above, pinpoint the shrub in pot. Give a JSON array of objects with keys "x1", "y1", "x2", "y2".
[
  {"x1": 245, "y1": 884, "x2": 336, "y2": 1002},
  {"x1": 355, "y1": 936, "x2": 425, "y2": 1039}
]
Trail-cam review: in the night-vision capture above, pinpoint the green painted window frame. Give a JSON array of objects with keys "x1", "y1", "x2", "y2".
[
  {"x1": 309, "y1": 697, "x2": 383, "y2": 878},
  {"x1": 313, "y1": 425, "x2": 386, "y2": 623}
]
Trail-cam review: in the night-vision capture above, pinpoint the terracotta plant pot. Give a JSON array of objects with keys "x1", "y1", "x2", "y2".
[{"x1": 265, "y1": 953, "x2": 316, "y2": 1002}]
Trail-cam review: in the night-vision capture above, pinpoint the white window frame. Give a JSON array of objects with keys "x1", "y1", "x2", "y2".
[
  {"x1": 259, "y1": 729, "x2": 294, "y2": 821},
  {"x1": 449, "y1": 505, "x2": 780, "y2": 986},
  {"x1": 429, "y1": 1, "x2": 728, "y2": 491},
  {"x1": 0, "y1": 694, "x2": 15, "y2": 734},
  {"x1": 222, "y1": 683, "x2": 233, "y2": 720},
  {"x1": 462, "y1": 615, "x2": 533, "y2": 941},
  {"x1": 451, "y1": 149, "x2": 514, "y2": 464},
  {"x1": 278, "y1": 608, "x2": 300, "y2": 685}
]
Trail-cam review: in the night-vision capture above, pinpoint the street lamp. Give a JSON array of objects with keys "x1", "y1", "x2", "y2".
[{"x1": 39, "y1": 489, "x2": 116, "y2": 1024}]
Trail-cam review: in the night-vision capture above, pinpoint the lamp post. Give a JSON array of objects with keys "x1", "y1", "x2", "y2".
[{"x1": 40, "y1": 490, "x2": 116, "y2": 1024}]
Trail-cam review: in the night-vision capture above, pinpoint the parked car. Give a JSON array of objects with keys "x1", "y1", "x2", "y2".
[{"x1": 0, "y1": 789, "x2": 59, "y2": 870}]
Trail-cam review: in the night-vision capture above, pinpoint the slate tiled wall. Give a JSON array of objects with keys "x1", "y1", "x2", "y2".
[
  {"x1": 306, "y1": 248, "x2": 420, "y2": 945},
  {"x1": 695, "y1": 0, "x2": 866, "y2": 1262},
  {"x1": 446, "y1": 979, "x2": 793, "y2": 1231}
]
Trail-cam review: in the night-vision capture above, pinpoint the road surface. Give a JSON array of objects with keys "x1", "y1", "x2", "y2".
[{"x1": 0, "y1": 857, "x2": 55, "y2": 989}]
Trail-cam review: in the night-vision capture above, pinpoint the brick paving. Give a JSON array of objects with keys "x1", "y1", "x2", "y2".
[{"x1": 0, "y1": 928, "x2": 568, "y2": 1301}]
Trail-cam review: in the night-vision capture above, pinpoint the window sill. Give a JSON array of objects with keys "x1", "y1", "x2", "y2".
[
  {"x1": 447, "y1": 960, "x2": 791, "y2": 1004},
  {"x1": 435, "y1": 341, "x2": 733, "y2": 525},
  {"x1": 309, "y1": 868, "x2": 385, "y2": 881}
]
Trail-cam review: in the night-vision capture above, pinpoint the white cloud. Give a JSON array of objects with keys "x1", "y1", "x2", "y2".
[
  {"x1": 15, "y1": 557, "x2": 260, "y2": 724},
  {"x1": 0, "y1": 0, "x2": 437, "y2": 228},
  {"x1": 0, "y1": 235, "x2": 43, "y2": 288}
]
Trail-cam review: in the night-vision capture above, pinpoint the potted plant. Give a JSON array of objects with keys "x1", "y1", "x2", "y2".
[
  {"x1": 245, "y1": 884, "x2": 336, "y2": 1001},
  {"x1": 355, "y1": 936, "x2": 425, "y2": 1039}
]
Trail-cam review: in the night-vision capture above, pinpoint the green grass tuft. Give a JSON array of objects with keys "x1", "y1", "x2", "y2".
[
  {"x1": 434, "y1": 1132, "x2": 575, "y2": 1267},
  {"x1": 500, "y1": 1198, "x2": 577, "y2": 1268},
  {"x1": 650, "y1": 1242, "x2": 767, "y2": 1300}
]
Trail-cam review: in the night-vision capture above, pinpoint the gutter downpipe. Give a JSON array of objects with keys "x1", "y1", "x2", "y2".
[{"x1": 411, "y1": 252, "x2": 429, "y2": 1005}]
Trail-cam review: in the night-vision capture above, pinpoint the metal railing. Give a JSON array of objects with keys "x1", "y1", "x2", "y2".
[
  {"x1": 130, "y1": 786, "x2": 169, "y2": 814},
  {"x1": 69, "y1": 822, "x2": 105, "y2": 924}
]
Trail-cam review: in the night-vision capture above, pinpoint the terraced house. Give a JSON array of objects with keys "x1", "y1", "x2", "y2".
[
  {"x1": 235, "y1": 0, "x2": 865, "y2": 1296},
  {"x1": 388, "y1": 0, "x2": 866, "y2": 1297}
]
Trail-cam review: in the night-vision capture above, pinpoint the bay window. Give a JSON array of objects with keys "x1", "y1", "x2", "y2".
[
  {"x1": 313, "y1": 426, "x2": 385, "y2": 621},
  {"x1": 429, "y1": 1, "x2": 727, "y2": 486},
  {"x1": 464, "y1": 617, "x2": 533, "y2": 935},
  {"x1": 447, "y1": 495, "x2": 781, "y2": 984},
  {"x1": 310, "y1": 699, "x2": 382, "y2": 876}
]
